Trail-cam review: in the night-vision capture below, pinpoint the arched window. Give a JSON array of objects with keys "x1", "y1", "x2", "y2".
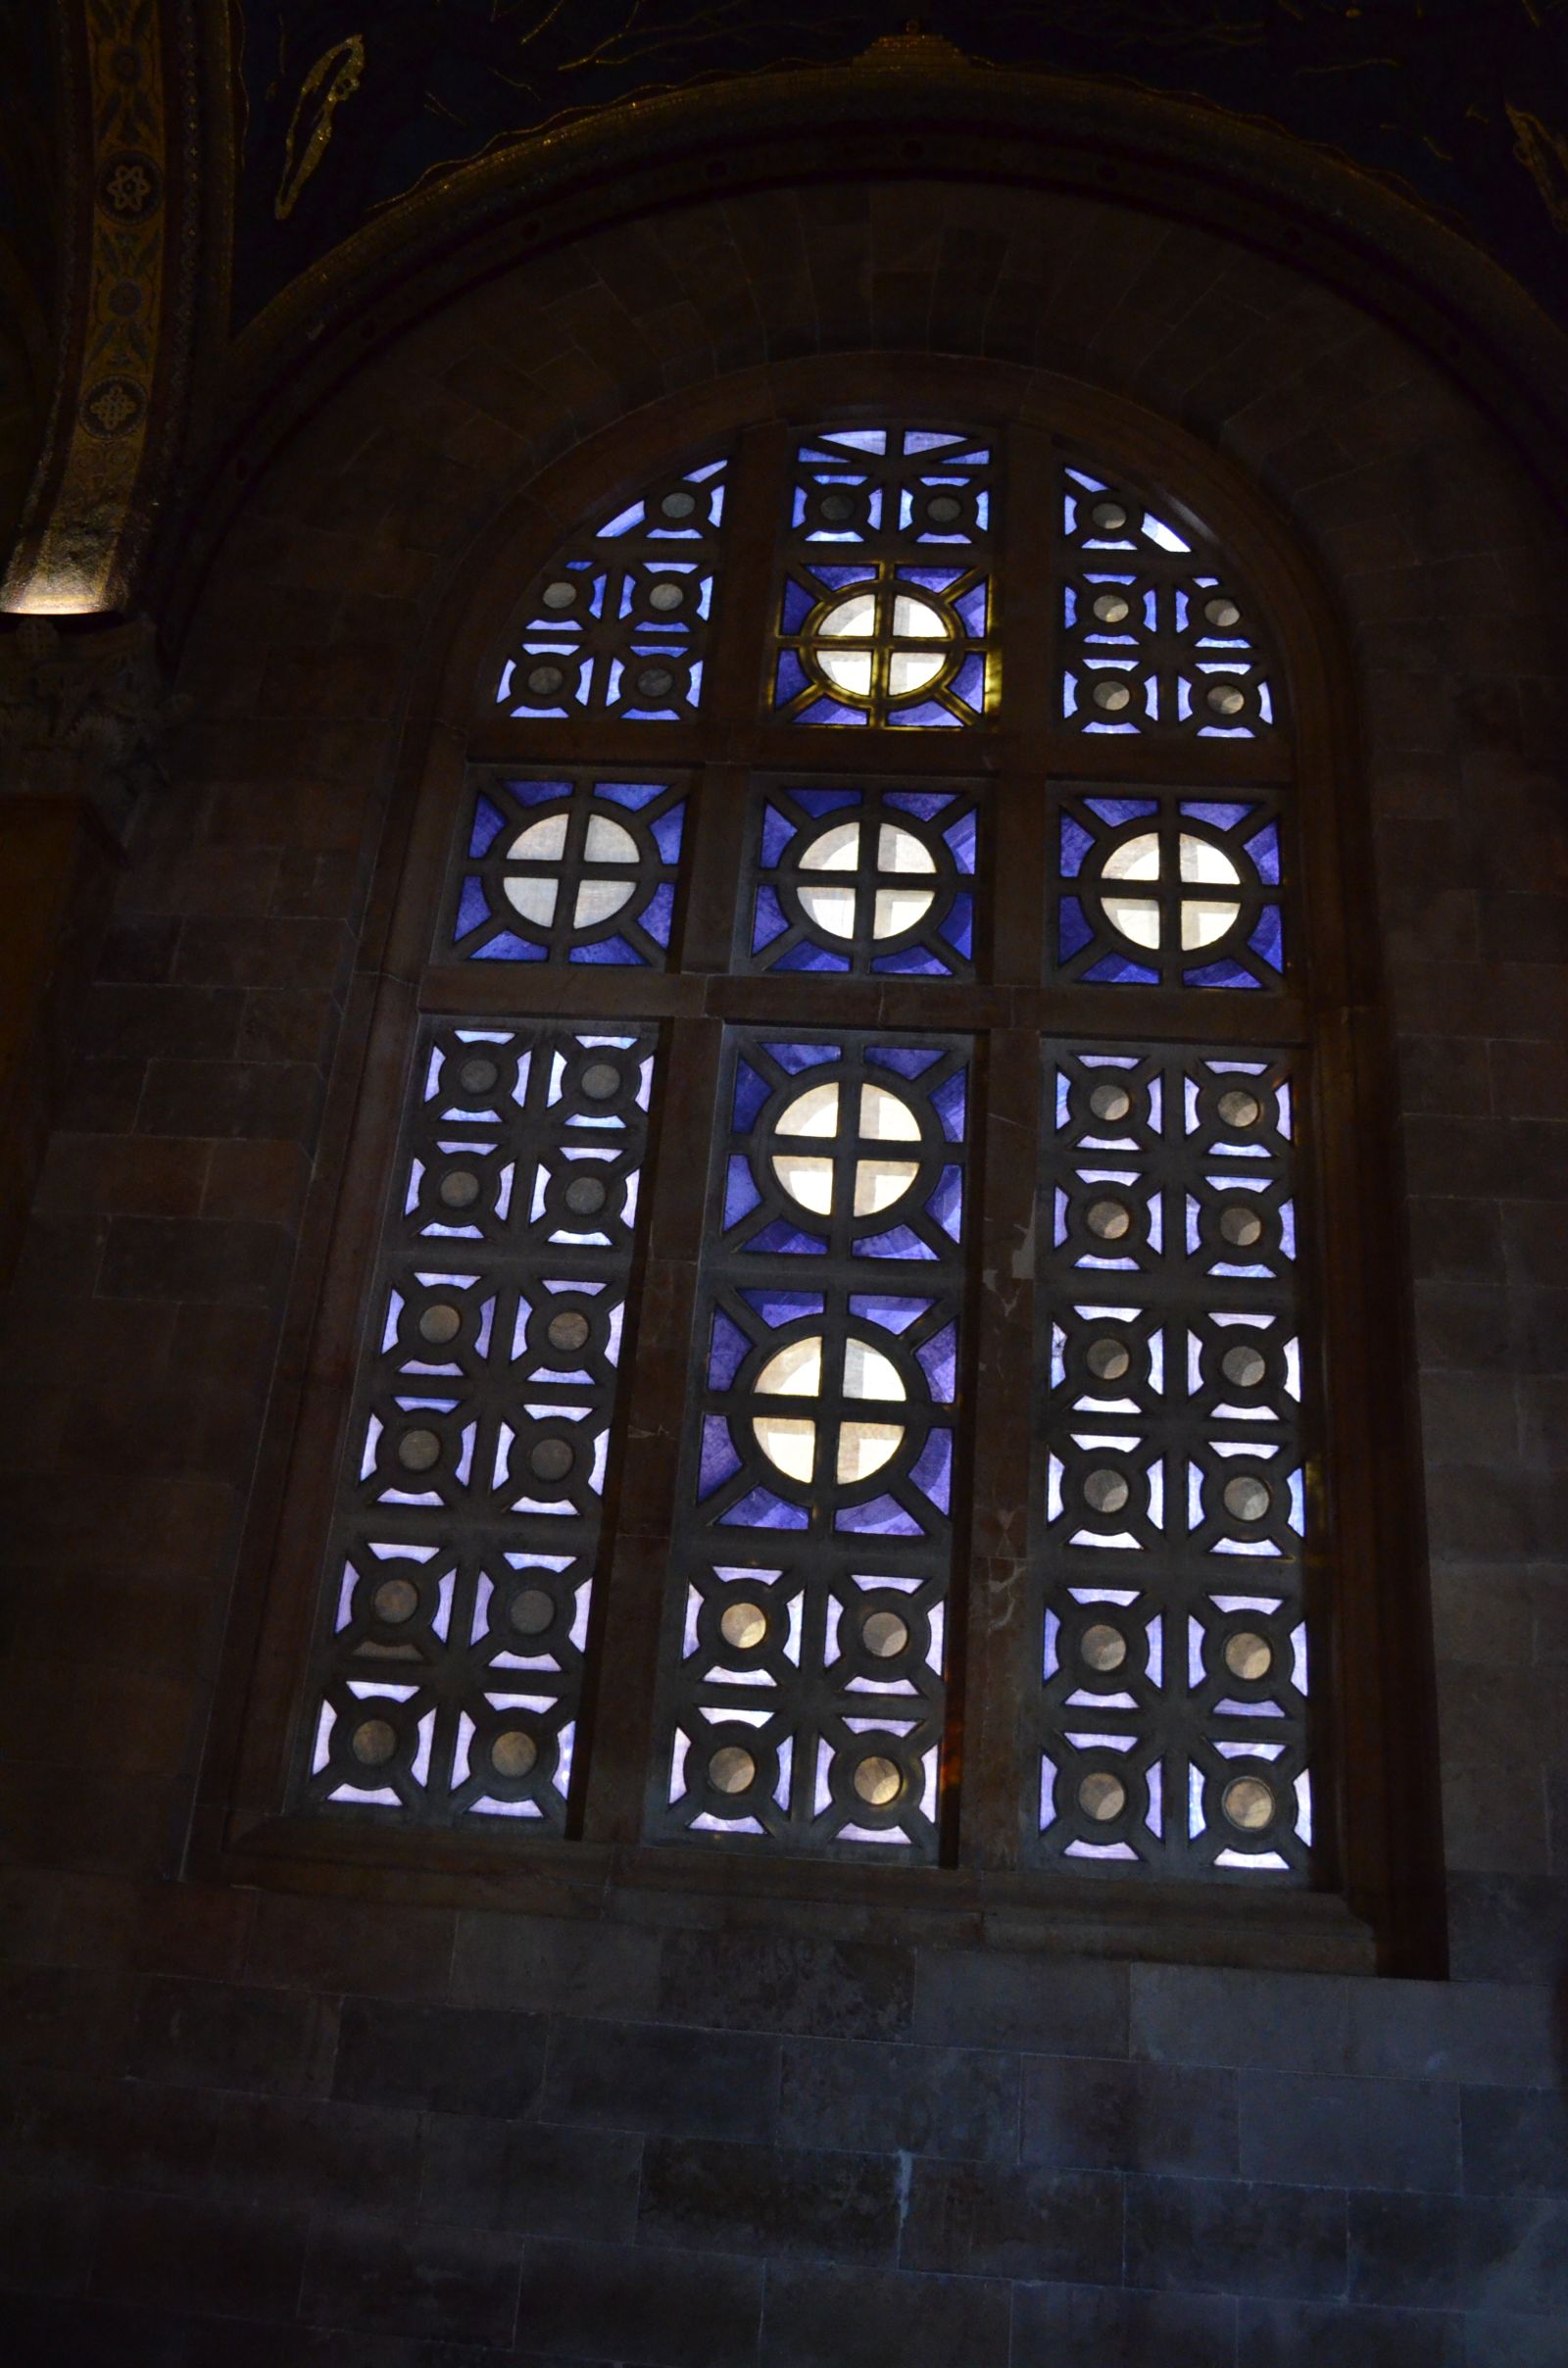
[{"x1": 268, "y1": 390, "x2": 1399, "y2": 1919}]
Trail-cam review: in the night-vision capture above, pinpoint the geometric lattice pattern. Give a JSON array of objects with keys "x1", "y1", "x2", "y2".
[
  {"x1": 772, "y1": 427, "x2": 995, "y2": 728},
  {"x1": 1052, "y1": 789, "x2": 1286, "y2": 990},
  {"x1": 1031, "y1": 1041, "x2": 1310, "y2": 1880},
  {"x1": 496, "y1": 453, "x2": 726, "y2": 722},
  {"x1": 1060, "y1": 465, "x2": 1279, "y2": 738},
  {"x1": 741, "y1": 779, "x2": 977, "y2": 978},
  {"x1": 648, "y1": 1029, "x2": 970, "y2": 1859},
  {"x1": 445, "y1": 771, "x2": 687, "y2": 968},
  {"x1": 298, "y1": 1022, "x2": 656, "y2": 1833}
]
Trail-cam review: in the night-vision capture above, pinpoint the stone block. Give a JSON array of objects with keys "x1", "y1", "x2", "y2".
[
  {"x1": 450, "y1": 1909, "x2": 662, "y2": 2018},
  {"x1": 911, "y1": 1949, "x2": 1128, "y2": 2057},
  {"x1": 1125, "y1": 2172, "x2": 1348, "y2": 2300},
  {"x1": 514, "y1": 2236, "x2": 762, "y2": 2365},
  {"x1": 91, "y1": 2193, "x2": 307, "y2": 2320},
  {"x1": 657, "y1": 1929, "x2": 913, "y2": 2040},
  {"x1": 242, "y1": 1891, "x2": 455, "y2": 2001},
  {"x1": 331, "y1": 1998, "x2": 546, "y2": 2120},
  {"x1": 1350, "y1": 2190, "x2": 1568, "y2": 2312},
  {"x1": 1348, "y1": 1978, "x2": 1557, "y2": 2088},
  {"x1": 131, "y1": 1975, "x2": 339, "y2": 2097},
  {"x1": 1239, "y1": 2071, "x2": 1459, "y2": 2192},
  {"x1": 778, "y1": 2037, "x2": 1019, "y2": 2160},
  {"x1": 98, "y1": 1213, "x2": 288, "y2": 1305},
  {"x1": 1010, "y1": 2280, "x2": 1236, "y2": 2367},
  {"x1": 639, "y1": 2134, "x2": 900, "y2": 2264},
  {"x1": 298, "y1": 2214, "x2": 520, "y2": 2345},
  {"x1": 418, "y1": 2113, "x2": 641, "y2": 2242},
  {"x1": 1130, "y1": 1963, "x2": 1350, "y2": 2075},
  {"x1": 1463, "y1": 2089, "x2": 1568, "y2": 2198},
  {"x1": 760, "y1": 2260, "x2": 1011, "y2": 2367},
  {"x1": 1022, "y1": 2055, "x2": 1237, "y2": 2176},
  {"x1": 1237, "y1": 2298, "x2": 1463, "y2": 2364},
  {"x1": 540, "y1": 2018, "x2": 778, "y2": 2142},
  {"x1": 899, "y1": 2160, "x2": 1123, "y2": 2283}
]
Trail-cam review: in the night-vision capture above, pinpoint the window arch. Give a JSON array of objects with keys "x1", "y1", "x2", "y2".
[{"x1": 264, "y1": 379, "x2": 1410, "y2": 1928}]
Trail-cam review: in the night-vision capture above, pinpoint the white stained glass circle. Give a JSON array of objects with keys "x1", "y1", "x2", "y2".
[
  {"x1": 812, "y1": 586, "x2": 952, "y2": 702},
  {"x1": 573, "y1": 814, "x2": 639, "y2": 926},
  {"x1": 503, "y1": 814, "x2": 567, "y2": 924},
  {"x1": 769, "y1": 1079, "x2": 921, "y2": 1219},
  {"x1": 751, "y1": 1330, "x2": 907, "y2": 1487},
  {"x1": 795, "y1": 818, "x2": 938, "y2": 942},
  {"x1": 1099, "y1": 830, "x2": 1244, "y2": 952}
]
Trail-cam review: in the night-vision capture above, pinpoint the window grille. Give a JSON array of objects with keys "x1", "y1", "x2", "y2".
[{"x1": 281, "y1": 404, "x2": 1364, "y2": 1901}]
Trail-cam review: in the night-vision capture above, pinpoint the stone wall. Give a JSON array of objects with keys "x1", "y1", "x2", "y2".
[{"x1": 2, "y1": 177, "x2": 1565, "y2": 2359}]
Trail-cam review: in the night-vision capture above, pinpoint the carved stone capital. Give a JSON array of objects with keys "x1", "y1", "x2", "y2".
[{"x1": 0, "y1": 615, "x2": 188, "y2": 837}]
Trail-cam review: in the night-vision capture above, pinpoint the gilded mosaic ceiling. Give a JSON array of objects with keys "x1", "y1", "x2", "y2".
[{"x1": 233, "y1": 0, "x2": 1568, "y2": 329}]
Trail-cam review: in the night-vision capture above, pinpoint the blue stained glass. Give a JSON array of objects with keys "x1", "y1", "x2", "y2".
[
  {"x1": 1083, "y1": 951, "x2": 1160, "y2": 985},
  {"x1": 569, "y1": 933, "x2": 641, "y2": 965},
  {"x1": 473, "y1": 932, "x2": 546, "y2": 962},
  {"x1": 792, "y1": 787, "x2": 860, "y2": 815},
  {"x1": 707, "y1": 1309, "x2": 752, "y2": 1390},
  {"x1": 1245, "y1": 822, "x2": 1282, "y2": 885},
  {"x1": 741, "y1": 1287, "x2": 824, "y2": 1326},
  {"x1": 949, "y1": 656, "x2": 986, "y2": 711},
  {"x1": 917, "y1": 1325, "x2": 957, "y2": 1401},
  {"x1": 836, "y1": 1494, "x2": 922, "y2": 1536},
  {"x1": 1185, "y1": 956, "x2": 1259, "y2": 989},
  {"x1": 872, "y1": 945, "x2": 946, "y2": 976},
  {"x1": 776, "y1": 649, "x2": 810, "y2": 705},
  {"x1": 455, "y1": 876, "x2": 491, "y2": 940},
  {"x1": 799, "y1": 695, "x2": 867, "y2": 726},
  {"x1": 777, "y1": 938, "x2": 850, "y2": 972},
  {"x1": 942, "y1": 810, "x2": 977, "y2": 868},
  {"x1": 721, "y1": 1488, "x2": 809, "y2": 1530},
  {"x1": 1059, "y1": 895, "x2": 1095, "y2": 959},
  {"x1": 850, "y1": 1294, "x2": 928, "y2": 1334},
  {"x1": 865, "y1": 1044, "x2": 942, "y2": 1077},
  {"x1": 814, "y1": 561, "x2": 879, "y2": 589},
  {"x1": 1086, "y1": 797, "x2": 1160, "y2": 825},
  {"x1": 886, "y1": 790, "x2": 951, "y2": 821},
  {"x1": 821, "y1": 428, "x2": 887, "y2": 454},
  {"x1": 724, "y1": 1158, "x2": 762, "y2": 1228},
  {"x1": 932, "y1": 1071, "x2": 967, "y2": 1142},
  {"x1": 858, "y1": 1224, "x2": 935, "y2": 1260},
  {"x1": 760, "y1": 806, "x2": 797, "y2": 866},
  {"x1": 904, "y1": 429, "x2": 969, "y2": 454},
  {"x1": 898, "y1": 566, "x2": 963, "y2": 593},
  {"x1": 909, "y1": 1428, "x2": 954, "y2": 1513},
  {"x1": 1249, "y1": 905, "x2": 1285, "y2": 969},
  {"x1": 732, "y1": 1061, "x2": 771, "y2": 1132},
  {"x1": 928, "y1": 1165, "x2": 964, "y2": 1239},
  {"x1": 467, "y1": 795, "x2": 507, "y2": 858},
  {"x1": 599, "y1": 779, "x2": 664, "y2": 811},
  {"x1": 940, "y1": 894, "x2": 974, "y2": 958},
  {"x1": 781, "y1": 580, "x2": 815, "y2": 633},
  {"x1": 748, "y1": 1217, "x2": 824, "y2": 1256},
  {"x1": 892, "y1": 698, "x2": 958, "y2": 729},
  {"x1": 764, "y1": 1041, "x2": 840, "y2": 1075},
  {"x1": 511, "y1": 778, "x2": 573, "y2": 809},
  {"x1": 1059, "y1": 819, "x2": 1094, "y2": 880},
  {"x1": 640, "y1": 883, "x2": 676, "y2": 946},
  {"x1": 751, "y1": 885, "x2": 791, "y2": 955},
  {"x1": 699, "y1": 1416, "x2": 743, "y2": 1498},
  {"x1": 1183, "y1": 800, "x2": 1252, "y2": 831},
  {"x1": 954, "y1": 583, "x2": 989, "y2": 633}
]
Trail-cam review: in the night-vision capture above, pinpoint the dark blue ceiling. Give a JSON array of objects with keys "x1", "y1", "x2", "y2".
[{"x1": 232, "y1": 0, "x2": 1568, "y2": 330}]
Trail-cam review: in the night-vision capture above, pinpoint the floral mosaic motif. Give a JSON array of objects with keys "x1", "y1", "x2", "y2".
[
  {"x1": 1053, "y1": 790, "x2": 1286, "y2": 990},
  {"x1": 1032, "y1": 1042, "x2": 1311, "y2": 1881},
  {"x1": 1059, "y1": 468, "x2": 1279, "y2": 738},
  {"x1": 496, "y1": 455, "x2": 727, "y2": 722},
  {"x1": 446, "y1": 771, "x2": 687, "y2": 969},
  {"x1": 299, "y1": 1022, "x2": 656, "y2": 1834},
  {"x1": 741, "y1": 780, "x2": 977, "y2": 978},
  {"x1": 649, "y1": 1028, "x2": 969, "y2": 1860},
  {"x1": 773, "y1": 427, "x2": 996, "y2": 727}
]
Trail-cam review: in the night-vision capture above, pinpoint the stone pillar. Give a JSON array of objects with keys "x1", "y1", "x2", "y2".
[{"x1": 0, "y1": 615, "x2": 180, "y2": 1278}]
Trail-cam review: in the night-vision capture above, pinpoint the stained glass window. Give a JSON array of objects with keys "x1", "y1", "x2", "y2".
[{"x1": 280, "y1": 406, "x2": 1381, "y2": 1921}]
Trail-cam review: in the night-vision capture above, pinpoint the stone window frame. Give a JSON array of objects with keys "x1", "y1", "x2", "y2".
[{"x1": 214, "y1": 357, "x2": 1440, "y2": 1976}]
